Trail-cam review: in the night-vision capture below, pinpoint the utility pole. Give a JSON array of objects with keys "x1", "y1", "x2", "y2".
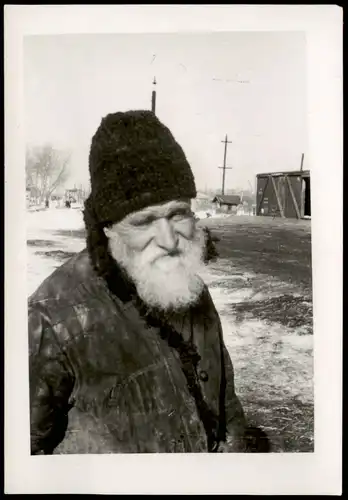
[
  {"x1": 218, "y1": 134, "x2": 232, "y2": 195},
  {"x1": 151, "y1": 76, "x2": 157, "y2": 114},
  {"x1": 300, "y1": 153, "x2": 304, "y2": 172}
]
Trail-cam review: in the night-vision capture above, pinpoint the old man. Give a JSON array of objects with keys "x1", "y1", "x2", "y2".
[{"x1": 28, "y1": 110, "x2": 269, "y2": 454}]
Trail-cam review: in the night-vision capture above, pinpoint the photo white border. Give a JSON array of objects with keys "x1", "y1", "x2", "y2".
[{"x1": 4, "y1": 5, "x2": 343, "y2": 495}]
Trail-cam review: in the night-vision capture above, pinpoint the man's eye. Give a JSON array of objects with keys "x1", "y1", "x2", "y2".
[
  {"x1": 131, "y1": 215, "x2": 156, "y2": 226},
  {"x1": 170, "y1": 210, "x2": 192, "y2": 222}
]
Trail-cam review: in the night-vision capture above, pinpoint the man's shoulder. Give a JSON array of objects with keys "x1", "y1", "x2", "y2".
[
  {"x1": 28, "y1": 249, "x2": 95, "y2": 310},
  {"x1": 194, "y1": 283, "x2": 220, "y2": 319},
  {"x1": 27, "y1": 250, "x2": 125, "y2": 348}
]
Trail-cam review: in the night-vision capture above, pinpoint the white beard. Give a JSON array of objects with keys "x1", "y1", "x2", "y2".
[{"x1": 108, "y1": 229, "x2": 207, "y2": 311}]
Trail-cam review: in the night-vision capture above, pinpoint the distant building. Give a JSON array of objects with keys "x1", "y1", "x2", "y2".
[
  {"x1": 236, "y1": 193, "x2": 256, "y2": 216},
  {"x1": 236, "y1": 201, "x2": 252, "y2": 216},
  {"x1": 191, "y1": 192, "x2": 213, "y2": 213},
  {"x1": 26, "y1": 187, "x2": 31, "y2": 208},
  {"x1": 212, "y1": 194, "x2": 241, "y2": 214},
  {"x1": 26, "y1": 185, "x2": 41, "y2": 207},
  {"x1": 256, "y1": 170, "x2": 310, "y2": 219},
  {"x1": 65, "y1": 187, "x2": 88, "y2": 204}
]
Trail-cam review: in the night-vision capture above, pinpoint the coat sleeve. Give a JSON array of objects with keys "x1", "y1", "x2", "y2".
[
  {"x1": 28, "y1": 302, "x2": 75, "y2": 455},
  {"x1": 221, "y1": 338, "x2": 248, "y2": 451},
  {"x1": 202, "y1": 287, "x2": 248, "y2": 451},
  {"x1": 220, "y1": 342, "x2": 271, "y2": 453}
]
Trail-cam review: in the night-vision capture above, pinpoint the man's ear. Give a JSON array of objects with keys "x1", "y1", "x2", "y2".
[{"x1": 103, "y1": 226, "x2": 110, "y2": 237}]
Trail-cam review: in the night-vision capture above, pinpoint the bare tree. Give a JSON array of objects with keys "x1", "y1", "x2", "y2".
[
  {"x1": 26, "y1": 148, "x2": 36, "y2": 188},
  {"x1": 26, "y1": 144, "x2": 71, "y2": 204}
]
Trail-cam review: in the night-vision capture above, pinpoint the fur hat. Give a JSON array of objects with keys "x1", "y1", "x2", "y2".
[{"x1": 87, "y1": 110, "x2": 197, "y2": 225}]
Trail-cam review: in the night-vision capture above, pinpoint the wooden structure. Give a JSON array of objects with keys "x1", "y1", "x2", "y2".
[
  {"x1": 212, "y1": 194, "x2": 241, "y2": 214},
  {"x1": 256, "y1": 170, "x2": 310, "y2": 219}
]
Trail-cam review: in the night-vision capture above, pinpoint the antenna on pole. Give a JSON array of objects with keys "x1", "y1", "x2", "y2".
[
  {"x1": 218, "y1": 134, "x2": 233, "y2": 195},
  {"x1": 151, "y1": 76, "x2": 157, "y2": 114}
]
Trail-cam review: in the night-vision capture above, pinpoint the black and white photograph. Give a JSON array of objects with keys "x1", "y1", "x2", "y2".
[{"x1": 5, "y1": 5, "x2": 342, "y2": 495}]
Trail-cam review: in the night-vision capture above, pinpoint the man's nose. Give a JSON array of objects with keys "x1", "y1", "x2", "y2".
[{"x1": 154, "y1": 218, "x2": 178, "y2": 252}]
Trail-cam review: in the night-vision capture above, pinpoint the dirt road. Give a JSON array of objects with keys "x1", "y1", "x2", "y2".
[{"x1": 199, "y1": 215, "x2": 313, "y2": 452}]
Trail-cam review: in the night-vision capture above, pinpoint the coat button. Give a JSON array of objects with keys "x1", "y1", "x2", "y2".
[{"x1": 199, "y1": 370, "x2": 209, "y2": 382}]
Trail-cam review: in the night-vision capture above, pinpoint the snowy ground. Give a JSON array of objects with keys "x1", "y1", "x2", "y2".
[
  {"x1": 26, "y1": 208, "x2": 313, "y2": 452},
  {"x1": 27, "y1": 208, "x2": 86, "y2": 296}
]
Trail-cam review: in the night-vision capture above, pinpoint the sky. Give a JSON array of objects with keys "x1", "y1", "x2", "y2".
[{"x1": 23, "y1": 31, "x2": 307, "y2": 192}]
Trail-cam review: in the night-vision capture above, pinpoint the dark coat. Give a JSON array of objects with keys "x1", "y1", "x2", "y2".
[
  {"x1": 28, "y1": 249, "x2": 248, "y2": 454},
  {"x1": 202, "y1": 226, "x2": 220, "y2": 263}
]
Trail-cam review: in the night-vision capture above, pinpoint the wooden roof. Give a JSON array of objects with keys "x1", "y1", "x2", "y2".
[
  {"x1": 212, "y1": 194, "x2": 241, "y2": 205},
  {"x1": 256, "y1": 170, "x2": 310, "y2": 178}
]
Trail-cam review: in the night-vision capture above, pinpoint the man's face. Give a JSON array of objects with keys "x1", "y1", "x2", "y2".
[{"x1": 104, "y1": 200, "x2": 206, "y2": 311}]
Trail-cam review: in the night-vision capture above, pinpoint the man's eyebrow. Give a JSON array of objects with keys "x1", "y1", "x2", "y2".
[
  {"x1": 165, "y1": 204, "x2": 191, "y2": 216},
  {"x1": 125, "y1": 202, "x2": 191, "y2": 224},
  {"x1": 127, "y1": 210, "x2": 156, "y2": 223},
  {"x1": 165, "y1": 201, "x2": 191, "y2": 212}
]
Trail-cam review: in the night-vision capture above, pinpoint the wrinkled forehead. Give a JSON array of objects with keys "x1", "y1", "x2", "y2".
[{"x1": 124, "y1": 199, "x2": 192, "y2": 222}]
